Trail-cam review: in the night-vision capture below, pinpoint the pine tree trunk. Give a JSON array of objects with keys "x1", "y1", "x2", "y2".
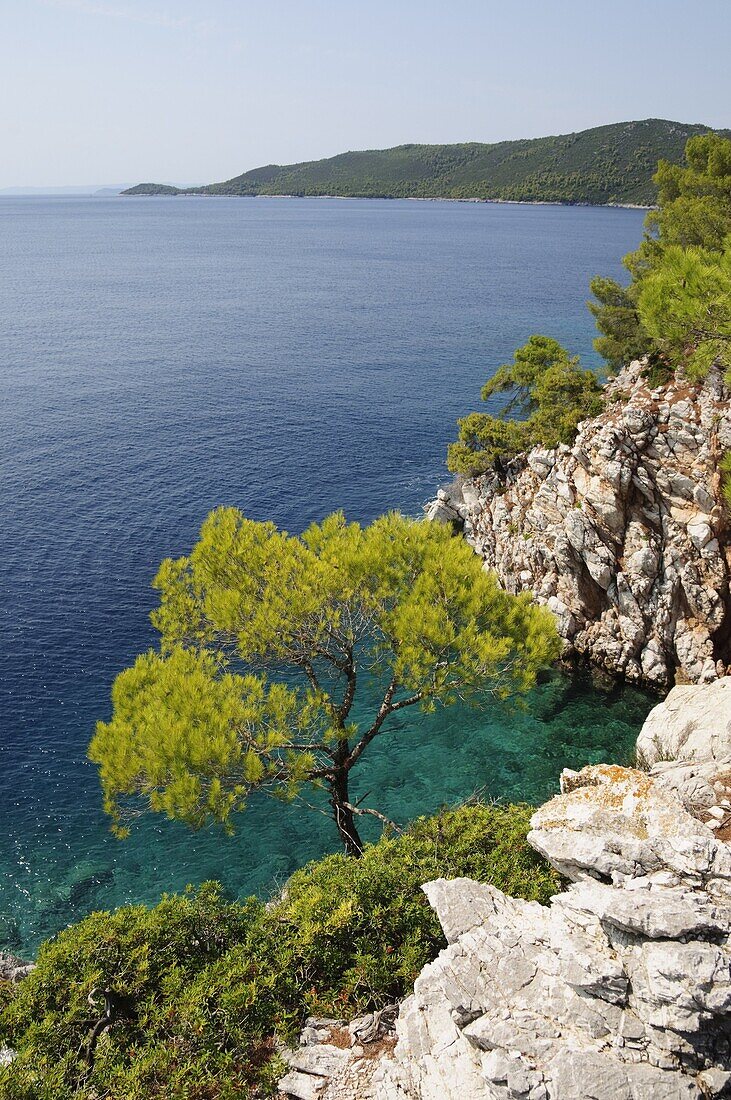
[{"x1": 329, "y1": 766, "x2": 363, "y2": 857}]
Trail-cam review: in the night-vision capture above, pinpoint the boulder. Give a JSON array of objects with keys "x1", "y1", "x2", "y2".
[
  {"x1": 281, "y1": 687, "x2": 731, "y2": 1100},
  {"x1": 0, "y1": 953, "x2": 34, "y2": 984},
  {"x1": 279, "y1": 1012, "x2": 397, "y2": 1100},
  {"x1": 637, "y1": 679, "x2": 731, "y2": 821},
  {"x1": 637, "y1": 678, "x2": 731, "y2": 770}
]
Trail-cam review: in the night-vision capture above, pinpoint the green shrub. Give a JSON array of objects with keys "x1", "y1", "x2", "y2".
[
  {"x1": 447, "y1": 413, "x2": 529, "y2": 476},
  {"x1": 0, "y1": 804, "x2": 558, "y2": 1099},
  {"x1": 590, "y1": 133, "x2": 731, "y2": 377},
  {"x1": 447, "y1": 336, "x2": 603, "y2": 476}
]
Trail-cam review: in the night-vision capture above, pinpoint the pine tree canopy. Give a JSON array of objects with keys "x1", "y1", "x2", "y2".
[{"x1": 90, "y1": 509, "x2": 559, "y2": 854}]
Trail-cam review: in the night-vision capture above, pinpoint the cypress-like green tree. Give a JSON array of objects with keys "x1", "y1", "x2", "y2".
[{"x1": 90, "y1": 510, "x2": 559, "y2": 855}]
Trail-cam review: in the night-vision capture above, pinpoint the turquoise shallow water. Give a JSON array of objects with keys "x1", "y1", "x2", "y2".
[
  {"x1": 0, "y1": 195, "x2": 654, "y2": 955},
  {"x1": 5, "y1": 667, "x2": 654, "y2": 956}
]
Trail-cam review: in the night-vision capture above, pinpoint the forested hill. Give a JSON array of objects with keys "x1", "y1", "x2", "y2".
[{"x1": 123, "y1": 120, "x2": 729, "y2": 205}]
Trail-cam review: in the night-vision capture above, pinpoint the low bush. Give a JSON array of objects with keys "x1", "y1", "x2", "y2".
[{"x1": 0, "y1": 803, "x2": 558, "y2": 1099}]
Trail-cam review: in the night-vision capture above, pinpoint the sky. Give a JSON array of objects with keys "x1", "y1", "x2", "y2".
[{"x1": 2, "y1": 0, "x2": 730, "y2": 188}]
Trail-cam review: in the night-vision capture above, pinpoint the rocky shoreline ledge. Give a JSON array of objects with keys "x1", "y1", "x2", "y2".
[
  {"x1": 279, "y1": 679, "x2": 731, "y2": 1099},
  {"x1": 426, "y1": 360, "x2": 731, "y2": 689}
]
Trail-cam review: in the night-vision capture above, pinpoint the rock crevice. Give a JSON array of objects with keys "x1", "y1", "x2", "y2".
[{"x1": 374, "y1": 763, "x2": 731, "y2": 1100}]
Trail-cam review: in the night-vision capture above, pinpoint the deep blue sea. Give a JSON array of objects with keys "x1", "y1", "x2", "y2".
[{"x1": 0, "y1": 195, "x2": 654, "y2": 955}]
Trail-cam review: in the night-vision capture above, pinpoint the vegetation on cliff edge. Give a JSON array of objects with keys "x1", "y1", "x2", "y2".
[
  {"x1": 0, "y1": 802, "x2": 559, "y2": 1099},
  {"x1": 449, "y1": 132, "x2": 731, "y2": 478},
  {"x1": 591, "y1": 131, "x2": 731, "y2": 378},
  {"x1": 447, "y1": 336, "x2": 603, "y2": 475}
]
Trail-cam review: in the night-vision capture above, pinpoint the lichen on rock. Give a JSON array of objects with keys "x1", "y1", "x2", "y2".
[{"x1": 372, "y1": 762, "x2": 731, "y2": 1100}]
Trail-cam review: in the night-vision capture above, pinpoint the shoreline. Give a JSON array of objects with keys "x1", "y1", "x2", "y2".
[{"x1": 123, "y1": 191, "x2": 654, "y2": 211}]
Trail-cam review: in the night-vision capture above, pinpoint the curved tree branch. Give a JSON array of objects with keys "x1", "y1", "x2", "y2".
[
  {"x1": 342, "y1": 801, "x2": 402, "y2": 834},
  {"x1": 345, "y1": 679, "x2": 427, "y2": 774}
]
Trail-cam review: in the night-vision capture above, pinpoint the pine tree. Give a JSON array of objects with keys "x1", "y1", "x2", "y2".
[{"x1": 90, "y1": 510, "x2": 559, "y2": 855}]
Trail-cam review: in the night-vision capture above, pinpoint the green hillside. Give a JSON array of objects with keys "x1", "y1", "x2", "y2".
[
  {"x1": 123, "y1": 182, "x2": 179, "y2": 196},
  {"x1": 123, "y1": 120, "x2": 729, "y2": 206}
]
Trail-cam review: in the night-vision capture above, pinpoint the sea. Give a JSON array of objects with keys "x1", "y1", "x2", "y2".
[{"x1": 0, "y1": 195, "x2": 655, "y2": 955}]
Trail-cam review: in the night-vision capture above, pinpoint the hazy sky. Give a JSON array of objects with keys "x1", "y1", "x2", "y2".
[{"x1": 2, "y1": 0, "x2": 730, "y2": 187}]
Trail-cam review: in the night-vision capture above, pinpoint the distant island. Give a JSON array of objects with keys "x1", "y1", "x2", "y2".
[
  {"x1": 123, "y1": 119, "x2": 729, "y2": 206},
  {"x1": 0, "y1": 185, "x2": 132, "y2": 197}
]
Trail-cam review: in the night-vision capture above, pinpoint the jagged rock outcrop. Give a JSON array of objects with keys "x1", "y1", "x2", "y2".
[
  {"x1": 0, "y1": 954, "x2": 34, "y2": 984},
  {"x1": 280, "y1": 683, "x2": 731, "y2": 1099},
  {"x1": 426, "y1": 361, "x2": 731, "y2": 687},
  {"x1": 374, "y1": 764, "x2": 731, "y2": 1099},
  {"x1": 0, "y1": 955, "x2": 34, "y2": 1069},
  {"x1": 278, "y1": 1010, "x2": 397, "y2": 1099}
]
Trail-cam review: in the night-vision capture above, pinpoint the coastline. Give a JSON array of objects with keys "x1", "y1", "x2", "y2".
[{"x1": 122, "y1": 191, "x2": 654, "y2": 210}]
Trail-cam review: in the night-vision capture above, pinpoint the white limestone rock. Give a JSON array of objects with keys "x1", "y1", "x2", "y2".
[
  {"x1": 0, "y1": 954, "x2": 34, "y2": 984},
  {"x1": 369, "y1": 766, "x2": 731, "y2": 1099},
  {"x1": 636, "y1": 679, "x2": 731, "y2": 816},
  {"x1": 637, "y1": 678, "x2": 731, "y2": 770},
  {"x1": 285, "y1": 694, "x2": 731, "y2": 1099},
  {"x1": 279, "y1": 1013, "x2": 398, "y2": 1100}
]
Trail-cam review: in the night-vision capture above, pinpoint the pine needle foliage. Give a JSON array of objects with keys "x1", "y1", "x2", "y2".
[
  {"x1": 90, "y1": 511, "x2": 559, "y2": 855},
  {"x1": 637, "y1": 241, "x2": 731, "y2": 379},
  {"x1": 447, "y1": 336, "x2": 603, "y2": 475},
  {"x1": 589, "y1": 133, "x2": 731, "y2": 376}
]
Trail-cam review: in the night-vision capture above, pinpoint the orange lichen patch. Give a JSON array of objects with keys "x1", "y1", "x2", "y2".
[
  {"x1": 548, "y1": 766, "x2": 657, "y2": 807},
  {"x1": 326, "y1": 1026, "x2": 354, "y2": 1050},
  {"x1": 596, "y1": 764, "x2": 648, "y2": 785},
  {"x1": 533, "y1": 766, "x2": 672, "y2": 840}
]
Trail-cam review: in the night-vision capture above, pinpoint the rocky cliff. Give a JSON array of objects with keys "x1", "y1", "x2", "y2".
[
  {"x1": 426, "y1": 361, "x2": 731, "y2": 688},
  {"x1": 279, "y1": 680, "x2": 731, "y2": 1099}
]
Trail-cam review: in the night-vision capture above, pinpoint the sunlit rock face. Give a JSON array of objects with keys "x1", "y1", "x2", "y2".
[
  {"x1": 636, "y1": 677, "x2": 731, "y2": 821},
  {"x1": 280, "y1": 689, "x2": 731, "y2": 1100},
  {"x1": 426, "y1": 360, "x2": 731, "y2": 688},
  {"x1": 373, "y1": 762, "x2": 731, "y2": 1100}
]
